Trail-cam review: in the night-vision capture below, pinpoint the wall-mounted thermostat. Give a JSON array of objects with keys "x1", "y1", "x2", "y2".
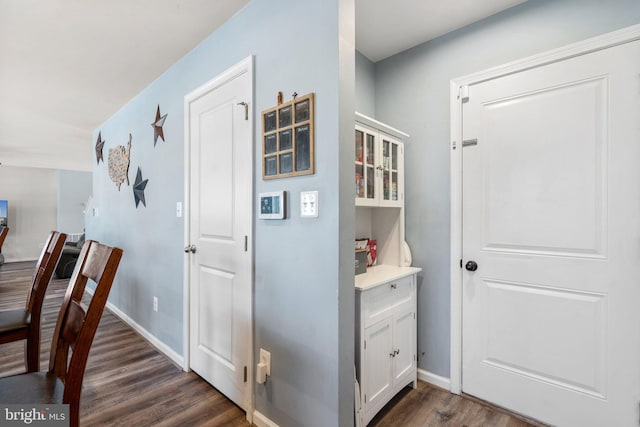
[{"x1": 259, "y1": 191, "x2": 285, "y2": 219}]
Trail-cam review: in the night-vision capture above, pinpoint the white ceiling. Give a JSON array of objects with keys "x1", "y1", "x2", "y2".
[
  {"x1": 356, "y1": 0, "x2": 527, "y2": 62},
  {"x1": 0, "y1": 0, "x2": 526, "y2": 172},
  {"x1": 0, "y1": 0, "x2": 249, "y2": 172}
]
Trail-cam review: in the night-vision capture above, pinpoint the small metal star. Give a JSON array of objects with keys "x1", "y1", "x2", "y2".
[
  {"x1": 95, "y1": 132, "x2": 105, "y2": 164},
  {"x1": 133, "y1": 167, "x2": 149, "y2": 208},
  {"x1": 151, "y1": 105, "x2": 168, "y2": 146}
]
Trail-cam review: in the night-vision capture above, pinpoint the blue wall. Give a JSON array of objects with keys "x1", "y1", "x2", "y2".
[
  {"x1": 373, "y1": 0, "x2": 640, "y2": 378},
  {"x1": 355, "y1": 50, "x2": 375, "y2": 117},
  {"x1": 89, "y1": 1, "x2": 354, "y2": 426}
]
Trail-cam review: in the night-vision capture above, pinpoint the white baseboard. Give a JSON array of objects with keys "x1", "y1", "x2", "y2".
[
  {"x1": 418, "y1": 368, "x2": 451, "y2": 391},
  {"x1": 85, "y1": 288, "x2": 184, "y2": 368},
  {"x1": 253, "y1": 410, "x2": 280, "y2": 427},
  {"x1": 5, "y1": 257, "x2": 37, "y2": 263}
]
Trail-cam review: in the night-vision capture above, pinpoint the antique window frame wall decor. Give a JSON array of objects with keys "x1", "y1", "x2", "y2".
[{"x1": 261, "y1": 92, "x2": 315, "y2": 179}]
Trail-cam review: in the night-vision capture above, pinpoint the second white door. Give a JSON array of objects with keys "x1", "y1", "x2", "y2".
[
  {"x1": 186, "y1": 58, "x2": 253, "y2": 411},
  {"x1": 462, "y1": 40, "x2": 640, "y2": 426}
]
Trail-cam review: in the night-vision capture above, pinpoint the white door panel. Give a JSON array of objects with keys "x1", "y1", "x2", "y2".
[
  {"x1": 364, "y1": 317, "x2": 393, "y2": 414},
  {"x1": 462, "y1": 40, "x2": 640, "y2": 426},
  {"x1": 186, "y1": 59, "x2": 252, "y2": 411},
  {"x1": 199, "y1": 103, "x2": 235, "y2": 238}
]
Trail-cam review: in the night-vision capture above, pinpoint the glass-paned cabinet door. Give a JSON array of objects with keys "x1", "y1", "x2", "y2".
[
  {"x1": 380, "y1": 136, "x2": 401, "y2": 205},
  {"x1": 355, "y1": 127, "x2": 377, "y2": 205}
]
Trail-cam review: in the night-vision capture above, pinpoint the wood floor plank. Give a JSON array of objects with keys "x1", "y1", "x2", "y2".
[{"x1": 369, "y1": 380, "x2": 548, "y2": 427}]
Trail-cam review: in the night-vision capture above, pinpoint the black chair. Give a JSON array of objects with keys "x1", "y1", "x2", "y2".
[{"x1": 55, "y1": 233, "x2": 85, "y2": 279}]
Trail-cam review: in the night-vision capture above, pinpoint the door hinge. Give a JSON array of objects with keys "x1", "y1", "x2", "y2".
[
  {"x1": 364, "y1": 394, "x2": 367, "y2": 403},
  {"x1": 413, "y1": 312, "x2": 416, "y2": 320},
  {"x1": 460, "y1": 85, "x2": 470, "y2": 103},
  {"x1": 452, "y1": 141, "x2": 457, "y2": 150},
  {"x1": 244, "y1": 235, "x2": 248, "y2": 252},
  {"x1": 244, "y1": 366, "x2": 247, "y2": 383},
  {"x1": 364, "y1": 340, "x2": 367, "y2": 350},
  {"x1": 460, "y1": 259, "x2": 462, "y2": 268},
  {"x1": 414, "y1": 354, "x2": 416, "y2": 362},
  {"x1": 237, "y1": 101, "x2": 249, "y2": 120},
  {"x1": 462, "y1": 138, "x2": 478, "y2": 147}
]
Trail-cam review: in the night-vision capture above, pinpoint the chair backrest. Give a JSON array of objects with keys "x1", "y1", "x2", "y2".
[
  {"x1": 0, "y1": 227, "x2": 8, "y2": 252},
  {"x1": 48, "y1": 240, "x2": 123, "y2": 406},
  {"x1": 26, "y1": 231, "x2": 67, "y2": 316}
]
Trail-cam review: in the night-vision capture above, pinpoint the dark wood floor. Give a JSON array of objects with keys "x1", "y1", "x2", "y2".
[
  {"x1": 0, "y1": 261, "x2": 248, "y2": 427},
  {"x1": 370, "y1": 382, "x2": 546, "y2": 427},
  {"x1": 0, "y1": 261, "x2": 544, "y2": 427}
]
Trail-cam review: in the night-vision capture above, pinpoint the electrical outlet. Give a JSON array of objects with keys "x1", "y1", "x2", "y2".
[
  {"x1": 153, "y1": 296, "x2": 158, "y2": 312},
  {"x1": 176, "y1": 202, "x2": 183, "y2": 218},
  {"x1": 260, "y1": 348, "x2": 271, "y2": 376}
]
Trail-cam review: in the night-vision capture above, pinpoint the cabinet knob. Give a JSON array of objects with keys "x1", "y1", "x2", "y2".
[{"x1": 390, "y1": 283, "x2": 397, "y2": 289}]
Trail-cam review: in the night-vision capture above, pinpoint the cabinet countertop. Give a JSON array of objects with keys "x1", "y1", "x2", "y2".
[{"x1": 355, "y1": 264, "x2": 422, "y2": 291}]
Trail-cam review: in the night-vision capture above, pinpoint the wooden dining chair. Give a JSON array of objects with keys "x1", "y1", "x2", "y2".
[
  {"x1": 0, "y1": 226, "x2": 8, "y2": 250},
  {"x1": 0, "y1": 230, "x2": 67, "y2": 372},
  {"x1": 0, "y1": 226, "x2": 8, "y2": 265},
  {"x1": 0, "y1": 240, "x2": 123, "y2": 427}
]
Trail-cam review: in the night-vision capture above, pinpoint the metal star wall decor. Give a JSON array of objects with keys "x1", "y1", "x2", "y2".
[
  {"x1": 95, "y1": 132, "x2": 105, "y2": 164},
  {"x1": 151, "y1": 105, "x2": 168, "y2": 146},
  {"x1": 133, "y1": 166, "x2": 149, "y2": 208}
]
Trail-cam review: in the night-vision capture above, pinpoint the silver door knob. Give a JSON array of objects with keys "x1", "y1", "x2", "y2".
[{"x1": 184, "y1": 245, "x2": 196, "y2": 253}]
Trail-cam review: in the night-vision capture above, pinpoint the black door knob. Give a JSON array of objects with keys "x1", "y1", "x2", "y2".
[{"x1": 465, "y1": 261, "x2": 478, "y2": 271}]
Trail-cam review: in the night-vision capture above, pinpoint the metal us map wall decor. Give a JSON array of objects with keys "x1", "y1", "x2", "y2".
[{"x1": 261, "y1": 92, "x2": 315, "y2": 179}]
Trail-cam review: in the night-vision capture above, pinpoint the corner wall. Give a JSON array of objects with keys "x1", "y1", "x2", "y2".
[
  {"x1": 355, "y1": 50, "x2": 375, "y2": 117},
  {"x1": 0, "y1": 165, "x2": 57, "y2": 262},
  {"x1": 56, "y1": 170, "x2": 92, "y2": 235},
  {"x1": 89, "y1": 0, "x2": 354, "y2": 425},
  {"x1": 374, "y1": 0, "x2": 640, "y2": 379}
]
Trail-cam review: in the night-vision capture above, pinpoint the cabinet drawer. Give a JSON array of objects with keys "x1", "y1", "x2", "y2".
[{"x1": 362, "y1": 276, "x2": 413, "y2": 327}]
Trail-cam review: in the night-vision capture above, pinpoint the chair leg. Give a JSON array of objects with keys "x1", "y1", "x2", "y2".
[
  {"x1": 25, "y1": 336, "x2": 40, "y2": 373},
  {"x1": 69, "y1": 402, "x2": 79, "y2": 427}
]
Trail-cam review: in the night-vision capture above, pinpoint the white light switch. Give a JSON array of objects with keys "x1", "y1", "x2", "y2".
[
  {"x1": 176, "y1": 202, "x2": 183, "y2": 218},
  {"x1": 300, "y1": 191, "x2": 319, "y2": 218}
]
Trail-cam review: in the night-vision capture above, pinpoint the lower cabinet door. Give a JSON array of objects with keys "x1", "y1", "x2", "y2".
[
  {"x1": 363, "y1": 316, "x2": 393, "y2": 417},
  {"x1": 392, "y1": 305, "x2": 415, "y2": 385}
]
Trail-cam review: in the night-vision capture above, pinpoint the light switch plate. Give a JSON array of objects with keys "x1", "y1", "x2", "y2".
[
  {"x1": 300, "y1": 191, "x2": 319, "y2": 218},
  {"x1": 176, "y1": 202, "x2": 183, "y2": 218}
]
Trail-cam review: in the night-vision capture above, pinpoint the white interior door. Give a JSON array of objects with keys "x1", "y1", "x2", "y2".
[
  {"x1": 462, "y1": 40, "x2": 640, "y2": 426},
  {"x1": 186, "y1": 58, "x2": 252, "y2": 411}
]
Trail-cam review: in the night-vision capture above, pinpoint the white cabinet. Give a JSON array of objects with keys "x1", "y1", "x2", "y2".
[
  {"x1": 355, "y1": 268, "x2": 420, "y2": 426},
  {"x1": 354, "y1": 113, "x2": 418, "y2": 425},
  {"x1": 355, "y1": 113, "x2": 406, "y2": 208}
]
